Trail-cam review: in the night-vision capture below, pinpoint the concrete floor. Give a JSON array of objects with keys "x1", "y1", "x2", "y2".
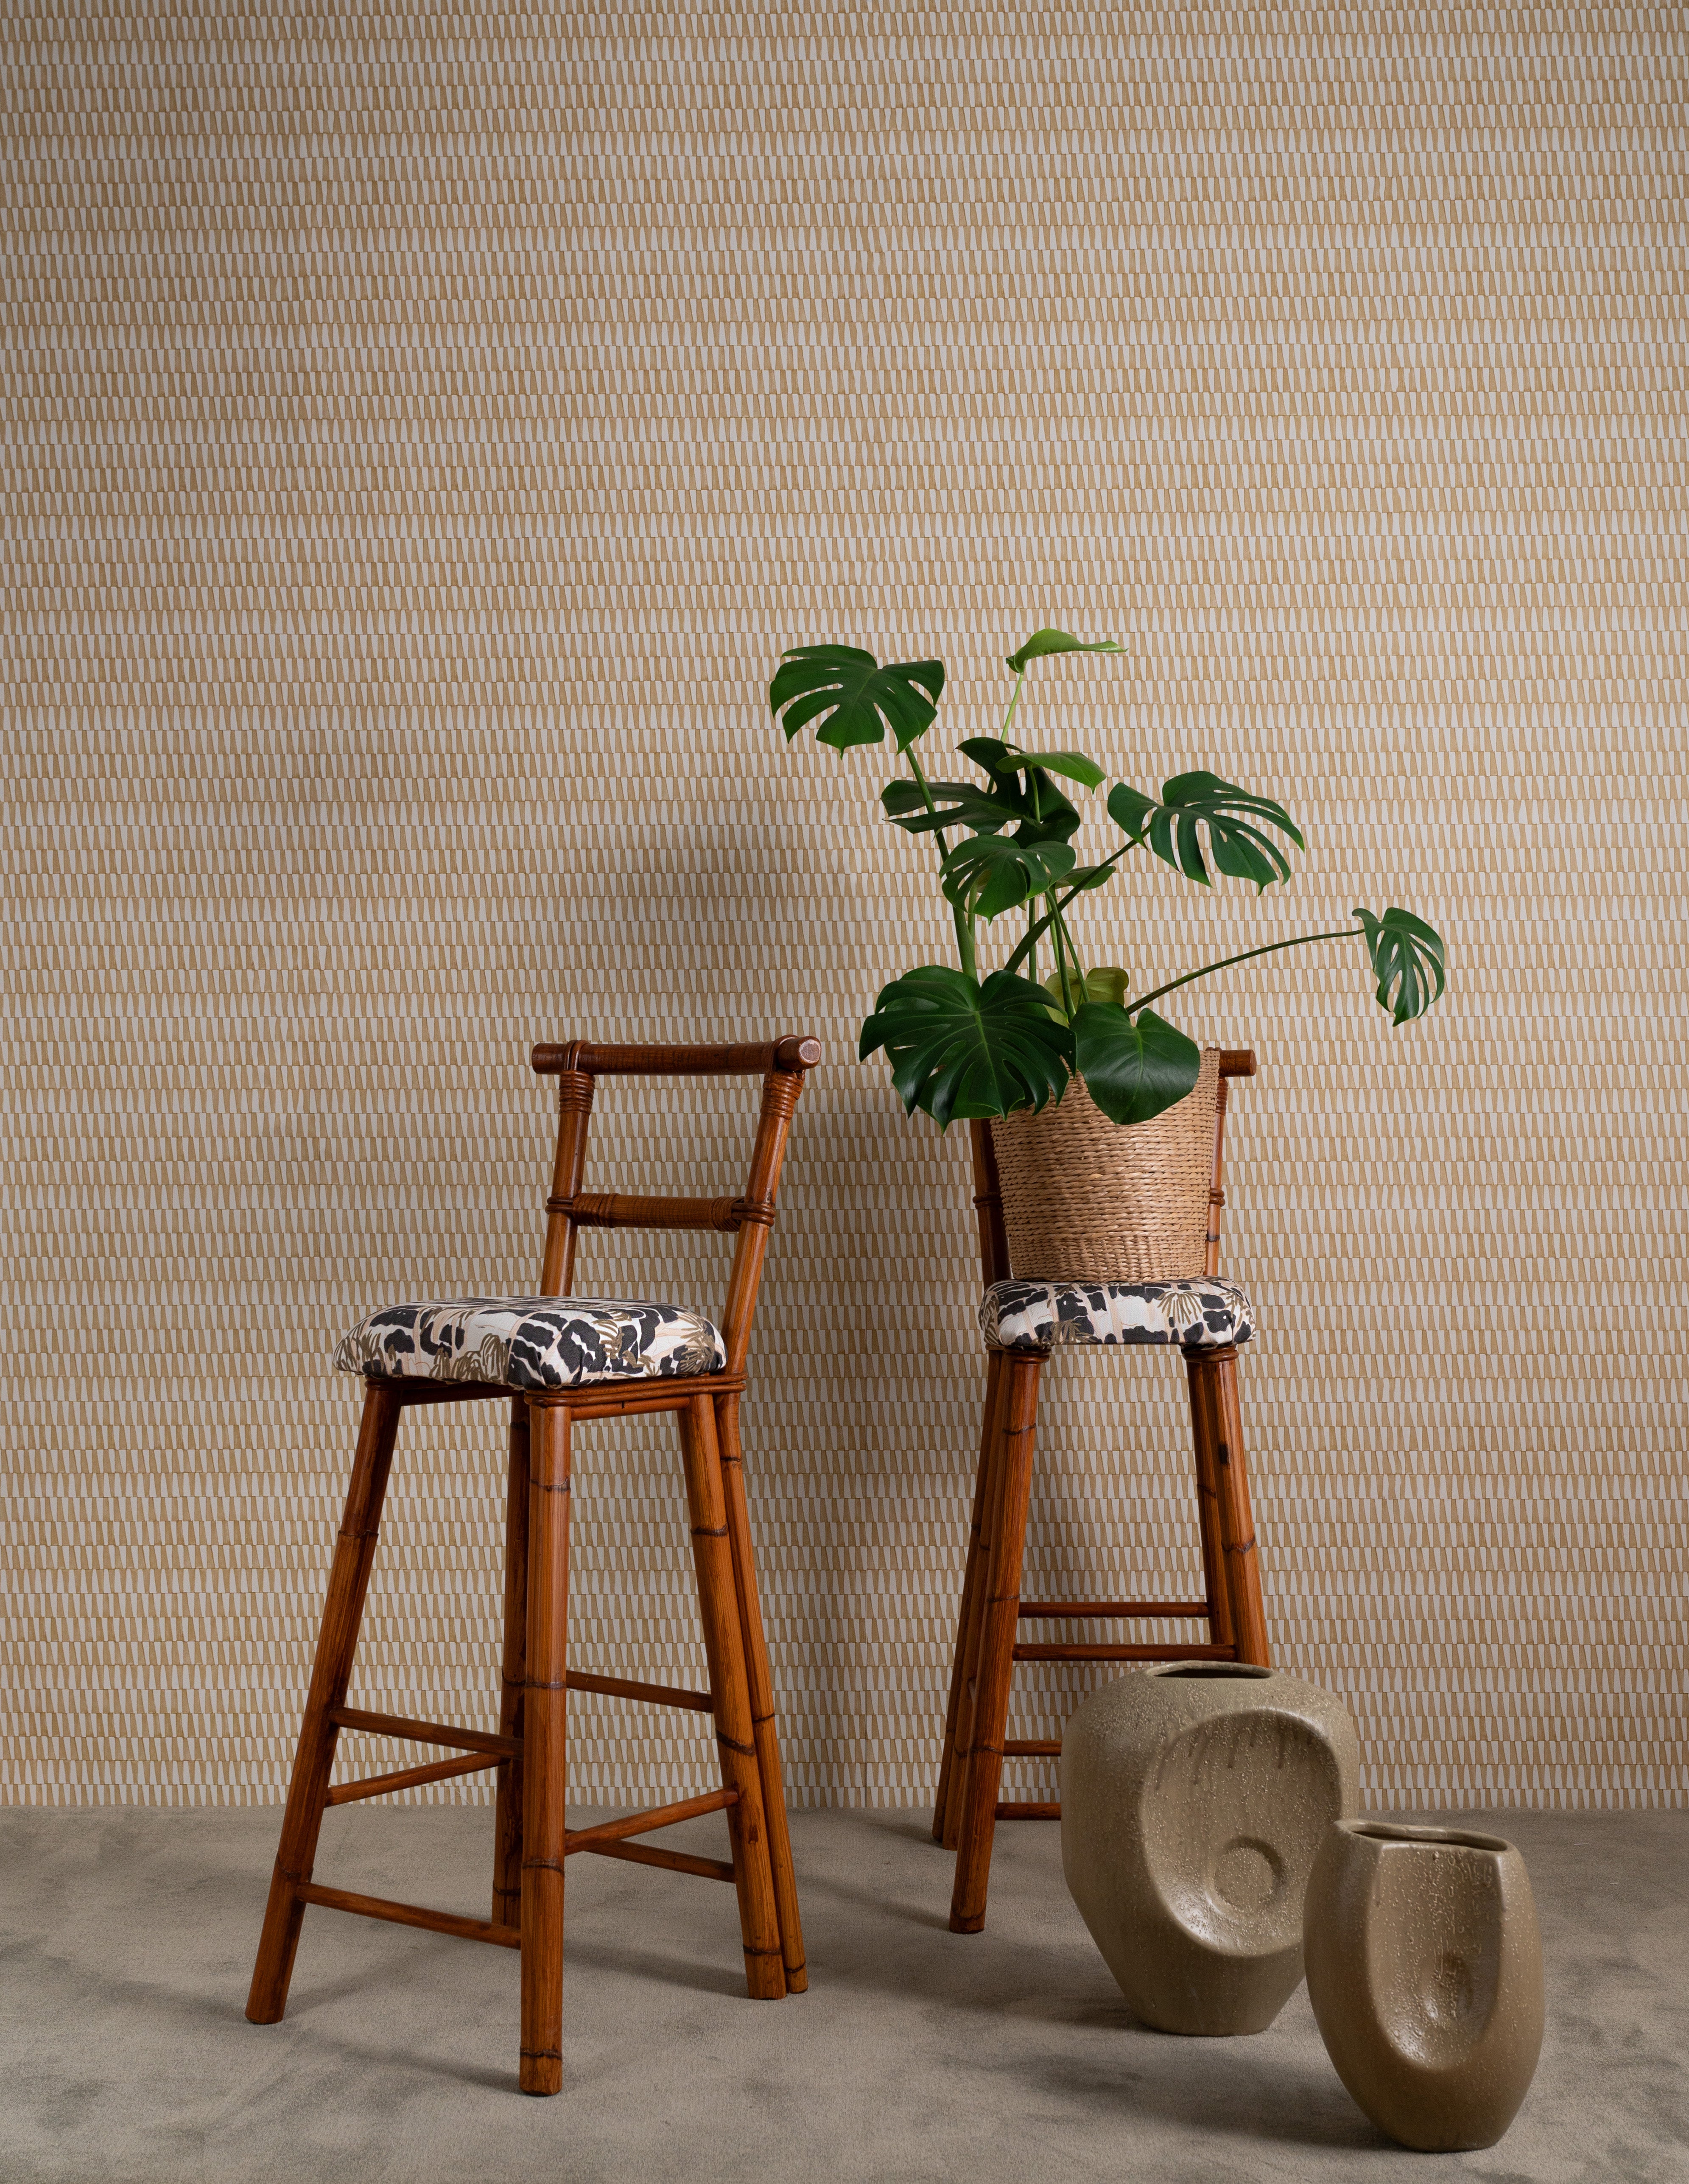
[{"x1": 0, "y1": 1804, "x2": 1683, "y2": 2183}]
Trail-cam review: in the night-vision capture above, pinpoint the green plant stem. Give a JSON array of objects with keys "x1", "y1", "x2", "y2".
[
  {"x1": 903, "y1": 747, "x2": 951, "y2": 861},
  {"x1": 955, "y1": 907, "x2": 979, "y2": 982},
  {"x1": 1046, "y1": 909, "x2": 1073, "y2": 1018},
  {"x1": 1129, "y1": 926, "x2": 1359, "y2": 1017},
  {"x1": 905, "y1": 746, "x2": 979, "y2": 981},
  {"x1": 1025, "y1": 771, "x2": 1060, "y2": 1009},
  {"x1": 1049, "y1": 898, "x2": 1087, "y2": 1016},
  {"x1": 999, "y1": 844, "x2": 1137, "y2": 980},
  {"x1": 1000, "y1": 670, "x2": 1026, "y2": 745}
]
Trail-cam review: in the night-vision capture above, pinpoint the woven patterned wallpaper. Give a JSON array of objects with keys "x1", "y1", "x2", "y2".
[{"x1": 3, "y1": 8, "x2": 1684, "y2": 1814}]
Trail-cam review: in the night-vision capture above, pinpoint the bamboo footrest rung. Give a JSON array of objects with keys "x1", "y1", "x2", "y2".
[
  {"x1": 566, "y1": 1669, "x2": 714, "y2": 1714},
  {"x1": 996, "y1": 1801, "x2": 1061, "y2": 1821},
  {"x1": 1013, "y1": 1641, "x2": 1235, "y2": 1664},
  {"x1": 296, "y1": 1880, "x2": 522, "y2": 1949},
  {"x1": 1003, "y1": 1738, "x2": 1061, "y2": 1758},
  {"x1": 326, "y1": 1752, "x2": 498, "y2": 1807},
  {"x1": 329, "y1": 1703, "x2": 519, "y2": 1760},
  {"x1": 579, "y1": 1839, "x2": 737, "y2": 1882},
  {"x1": 1016, "y1": 1600, "x2": 1210, "y2": 1620},
  {"x1": 564, "y1": 1787, "x2": 736, "y2": 1856}
]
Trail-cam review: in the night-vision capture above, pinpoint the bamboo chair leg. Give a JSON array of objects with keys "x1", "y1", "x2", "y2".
[
  {"x1": 933, "y1": 1350, "x2": 1004, "y2": 1845},
  {"x1": 939, "y1": 1351, "x2": 1011, "y2": 1851},
  {"x1": 246, "y1": 1383, "x2": 402, "y2": 2025},
  {"x1": 715, "y1": 1392, "x2": 807, "y2": 1994},
  {"x1": 492, "y1": 1396, "x2": 530, "y2": 1929},
  {"x1": 947, "y1": 1366, "x2": 1015, "y2": 1861},
  {"x1": 949, "y1": 1355, "x2": 1040, "y2": 1935},
  {"x1": 519, "y1": 1401, "x2": 571, "y2": 2097},
  {"x1": 1186, "y1": 1351, "x2": 1237, "y2": 1655},
  {"x1": 678, "y1": 1393, "x2": 786, "y2": 2000},
  {"x1": 1213, "y1": 1348, "x2": 1270, "y2": 1665}
]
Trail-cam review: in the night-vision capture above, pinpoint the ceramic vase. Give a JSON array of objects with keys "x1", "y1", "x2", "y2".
[
  {"x1": 1303, "y1": 1820, "x2": 1544, "y2": 2151},
  {"x1": 1060, "y1": 1662, "x2": 1360, "y2": 2035}
]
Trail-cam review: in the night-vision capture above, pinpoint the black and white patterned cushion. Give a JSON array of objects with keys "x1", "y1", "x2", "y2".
[
  {"x1": 334, "y1": 1297, "x2": 727, "y2": 1390},
  {"x1": 982, "y1": 1277, "x2": 1255, "y2": 1355}
]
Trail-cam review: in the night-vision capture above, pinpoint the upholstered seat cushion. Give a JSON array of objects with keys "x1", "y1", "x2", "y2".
[
  {"x1": 334, "y1": 1297, "x2": 727, "y2": 1391},
  {"x1": 982, "y1": 1276, "x2": 1255, "y2": 1355}
]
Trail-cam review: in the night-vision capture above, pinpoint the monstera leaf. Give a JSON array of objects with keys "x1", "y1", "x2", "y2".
[
  {"x1": 960, "y1": 738, "x2": 1100, "y2": 845},
  {"x1": 880, "y1": 776, "x2": 1023, "y2": 840},
  {"x1": 1072, "y1": 1003, "x2": 1202, "y2": 1126},
  {"x1": 1005, "y1": 628, "x2": 1124, "y2": 675},
  {"x1": 962, "y1": 736, "x2": 1106, "y2": 794},
  {"x1": 1356, "y1": 906, "x2": 1446, "y2": 1024},
  {"x1": 940, "y1": 834, "x2": 1077, "y2": 921},
  {"x1": 769, "y1": 645, "x2": 945, "y2": 753},
  {"x1": 859, "y1": 966, "x2": 1073, "y2": 1126},
  {"x1": 1108, "y1": 771, "x2": 1304, "y2": 891},
  {"x1": 876, "y1": 737, "x2": 1104, "y2": 856}
]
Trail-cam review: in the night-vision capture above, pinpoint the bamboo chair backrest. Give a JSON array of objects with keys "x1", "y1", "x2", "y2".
[
  {"x1": 529, "y1": 1036, "x2": 821, "y2": 1376},
  {"x1": 969, "y1": 1049, "x2": 1257, "y2": 1288}
]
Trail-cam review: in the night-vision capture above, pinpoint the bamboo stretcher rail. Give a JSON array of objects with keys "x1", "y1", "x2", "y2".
[
  {"x1": 1016, "y1": 1600, "x2": 1209, "y2": 1620},
  {"x1": 1013, "y1": 1641, "x2": 1235, "y2": 1664},
  {"x1": 295, "y1": 1881, "x2": 522, "y2": 1950},
  {"x1": 529, "y1": 1376, "x2": 747, "y2": 1423},
  {"x1": 549, "y1": 1191, "x2": 747, "y2": 1233},
  {"x1": 1003, "y1": 1738, "x2": 1062, "y2": 1757},
  {"x1": 566, "y1": 1669, "x2": 714, "y2": 1714},
  {"x1": 563, "y1": 1787, "x2": 736, "y2": 1857},
  {"x1": 996, "y1": 1802, "x2": 1061, "y2": 1821},
  {"x1": 579, "y1": 1839, "x2": 737, "y2": 1882},
  {"x1": 372, "y1": 1374, "x2": 761, "y2": 1416},
  {"x1": 329, "y1": 1704, "x2": 518, "y2": 1760},
  {"x1": 326, "y1": 1752, "x2": 497, "y2": 1806}
]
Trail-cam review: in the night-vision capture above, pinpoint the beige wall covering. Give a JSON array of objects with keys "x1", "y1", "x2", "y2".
[{"x1": 3, "y1": 7, "x2": 1683, "y2": 1813}]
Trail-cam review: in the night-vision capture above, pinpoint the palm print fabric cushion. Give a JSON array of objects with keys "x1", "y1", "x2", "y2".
[
  {"x1": 982, "y1": 1277, "x2": 1255, "y2": 1355},
  {"x1": 334, "y1": 1297, "x2": 727, "y2": 1390}
]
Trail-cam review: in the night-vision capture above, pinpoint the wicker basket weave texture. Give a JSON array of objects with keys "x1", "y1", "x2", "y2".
[{"x1": 990, "y1": 1049, "x2": 1221, "y2": 1284}]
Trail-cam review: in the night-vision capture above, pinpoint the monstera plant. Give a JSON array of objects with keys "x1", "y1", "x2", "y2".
[{"x1": 769, "y1": 629, "x2": 1446, "y2": 1127}]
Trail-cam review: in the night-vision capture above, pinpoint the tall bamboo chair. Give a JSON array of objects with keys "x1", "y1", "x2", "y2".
[
  {"x1": 246, "y1": 1036, "x2": 818, "y2": 2095},
  {"x1": 935, "y1": 1049, "x2": 1268, "y2": 1933}
]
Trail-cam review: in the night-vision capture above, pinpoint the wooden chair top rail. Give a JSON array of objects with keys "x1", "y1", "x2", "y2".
[
  {"x1": 1218, "y1": 1049, "x2": 1257, "y2": 1079},
  {"x1": 532, "y1": 1035, "x2": 821, "y2": 1079}
]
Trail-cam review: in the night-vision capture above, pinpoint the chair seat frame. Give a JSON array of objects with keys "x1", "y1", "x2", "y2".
[{"x1": 246, "y1": 1036, "x2": 818, "y2": 2095}]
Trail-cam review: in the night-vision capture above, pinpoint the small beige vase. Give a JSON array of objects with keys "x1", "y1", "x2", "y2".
[
  {"x1": 1060, "y1": 1663, "x2": 1360, "y2": 2035},
  {"x1": 1303, "y1": 1821, "x2": 1544, "y2": 2151}
]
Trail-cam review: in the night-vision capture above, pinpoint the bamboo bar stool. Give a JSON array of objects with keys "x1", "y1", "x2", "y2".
[
  {"x1": 246, "y1": 1035, "x2": 817, "y2": 2095},
  {"x1": 935, "y1": 1049, "x2": 1269, "y2": 1934}
]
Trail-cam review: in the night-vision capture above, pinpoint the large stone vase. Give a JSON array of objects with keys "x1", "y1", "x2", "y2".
[
  {"x1": 1060, "y1": 1663, "x2": 1360, "y2": 2035},
  {"x1": 1303, "y1": 1821, "x2": 1544, "y2": 2151}
]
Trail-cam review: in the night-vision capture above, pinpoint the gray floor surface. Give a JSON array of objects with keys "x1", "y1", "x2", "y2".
[{"x1": 0, "y1": 1804, "x2": 1683, "y2": 2183}]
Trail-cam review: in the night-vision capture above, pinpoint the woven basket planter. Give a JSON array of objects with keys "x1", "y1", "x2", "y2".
[{"x1": 990, "y1": 1048, "x2": 1221, "y2": 1282}]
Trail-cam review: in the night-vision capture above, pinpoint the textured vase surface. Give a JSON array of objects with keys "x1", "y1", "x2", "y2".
[
  {"x1": 1060, "y1": 1663, "x2": 1360, "y2": 2035},
  {"x1": 1303, "y1": 1821, "x2": 1544, "y2": 2151}
]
